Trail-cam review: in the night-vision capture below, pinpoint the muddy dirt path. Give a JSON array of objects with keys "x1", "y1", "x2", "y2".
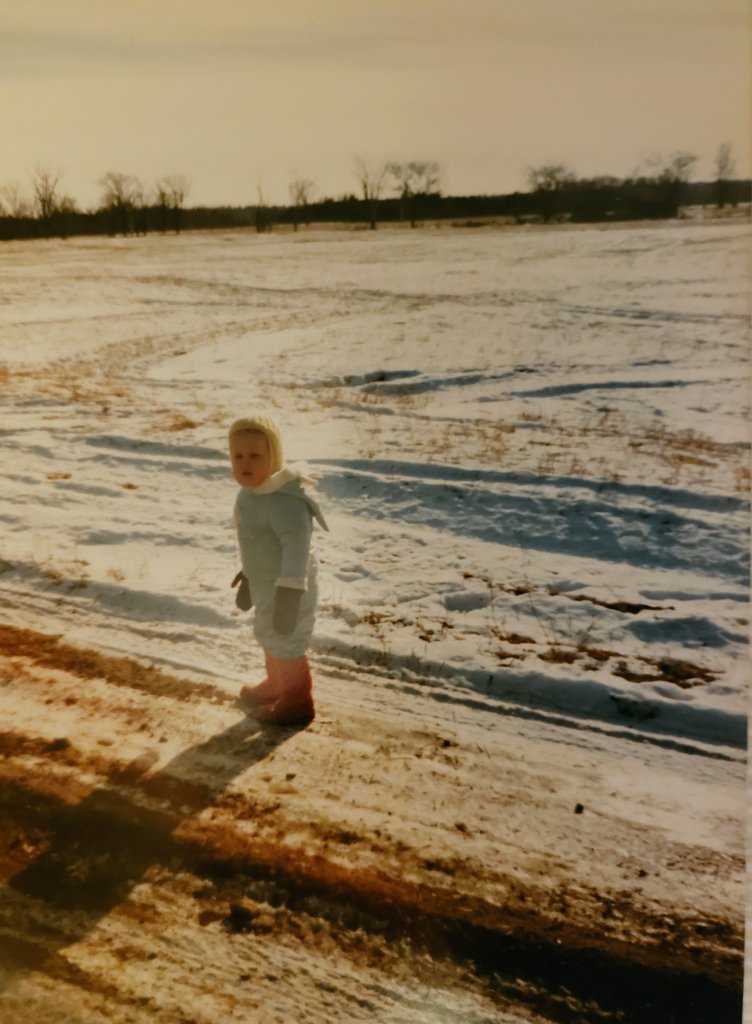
[{"x1": 0, "y1": 625, "x2": 743, "y2": 1023}]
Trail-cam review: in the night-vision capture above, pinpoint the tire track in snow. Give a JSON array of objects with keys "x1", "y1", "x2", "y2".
[
  {"x1": 312, "y1": 460, "x2": 749, "y2": 585},
  {"x1": 312, "y1": 639, "x2": 746, "y2": 757}
]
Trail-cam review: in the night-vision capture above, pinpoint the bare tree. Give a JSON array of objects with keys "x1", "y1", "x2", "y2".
[
  {"x1": 255, "y1": 181, "x2": 271, "y2": 234},
  {"x1": 387, "y1": 160, "x2": 415, "y2": 222},
  {"x1": 411, "y1": 160, "x2": 440, "y2": 195},
  {"x1": 99, "y1": 172, "x2": 143, "y2": 235},
  {"x1": 156, "y1": 173, "x2": 191, "y2": 233},
  {"x1": 649, "y1": 151, "x2": 698, "y2": 184},
  {"x1": 288, "y1": 172, "x2": 315, "y2": 231},
  {"x1": 387, "y1": 160, "x2": 441, "y2": 226},
  {"x1": 163, "y1": 173, "x2": 190, "y2": 207},
  {"x1": 55, "y1": 194, "x2": 80, "y2": 239},
  {"x1": 0, "y1": 182, "x2": 32, "y2": 218},
  {"x1": 526, "y1": 162, "x2": 576, "y2": 193},
  {"x1": 31, "y1": 164, "x2": 63, "y2": 235},
  {"x1": 714, "y1": 142, "x2": 735, "y2": 208},
  {"x1": 131, "y1": 181, "x2": 151, "y2": 235},
  {"x1": 526, "y1": 162, "x2": 576, "y2": 222},
  {"x1": 353, "y1": 156, "x2": 387, "y2": 229},
  {"x1": 645, "y1": 151, "x2": 697, "y2": 216},
  {"x1": 154, "y1": 178, "x2": 171, "y2": 233}
]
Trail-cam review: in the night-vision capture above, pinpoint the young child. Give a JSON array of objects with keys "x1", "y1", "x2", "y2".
[{"x1": 228, "y1": 414, "x2": 327, "y2": 726}]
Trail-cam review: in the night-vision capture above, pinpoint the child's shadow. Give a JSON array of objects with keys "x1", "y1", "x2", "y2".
[{"x1": 0, "y1": 715, "x2": 298, "y2": 990}]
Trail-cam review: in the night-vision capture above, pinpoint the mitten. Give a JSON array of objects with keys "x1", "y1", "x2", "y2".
[
  {"x1": 273, "y1": 586, "x2": 302, "y2": 635},
  {"x1": 231, "y1": 570, "x2": 252, "y2": 611}
]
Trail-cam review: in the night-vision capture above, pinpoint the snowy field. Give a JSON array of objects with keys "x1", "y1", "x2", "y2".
[{"x1": 0, "y1": 219, "x2": 748, "y2": 1023}]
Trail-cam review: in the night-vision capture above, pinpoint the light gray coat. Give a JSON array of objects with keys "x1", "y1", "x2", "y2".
[{"x1": 234, "y1": 470, "x2": 327, "y2": 659}]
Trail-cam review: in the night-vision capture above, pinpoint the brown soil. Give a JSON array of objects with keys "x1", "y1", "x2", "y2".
[{"x1": 0, "y1": 624, "x2": 743, "y2": 1023}]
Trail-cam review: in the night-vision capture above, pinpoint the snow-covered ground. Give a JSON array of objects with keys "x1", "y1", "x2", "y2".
[{"x1": 0, "y1": 219, "x2": 748, "y2": 1023}]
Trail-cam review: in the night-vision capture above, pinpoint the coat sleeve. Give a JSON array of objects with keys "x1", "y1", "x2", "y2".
[
  {"x1": 233, "y1": 495, "x2": 256, "y2": 576},
  {"x1": 271, "y1": 495, "x2": 312, "y2": 590}
]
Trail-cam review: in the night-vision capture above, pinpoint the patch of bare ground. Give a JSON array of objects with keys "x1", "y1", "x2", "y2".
[
  {"x1": 0, "y1": 625, "x2": 743, "y2": 1023},
  {"x1": 463, "y1": 573, "x2": 718, "y2": 688},
  {"x1": 536, "y1": 644, "x2": 715, "y2": 688},
  {"x1": 381, "y1": 404, "x2": 748, "y2": 493},
  {"x1": 0, "y1": 625, "x2": 226, "y2": 706}
]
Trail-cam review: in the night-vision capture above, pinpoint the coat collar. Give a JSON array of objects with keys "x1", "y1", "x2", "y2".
[
  {"x1": 252, "y1": 467, "x2": 298, "y2": 495},
  {"x1": 246, "y1": 466, "x2": 328, "y2": 531},
  {"x1": 251, "y1": 465, "x2": 317, "y2": 495}
]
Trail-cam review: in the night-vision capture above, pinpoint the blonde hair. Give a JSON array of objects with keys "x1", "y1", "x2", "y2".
[{"x1": 228, "y1": 415, "x2": 285, "y2": 474}]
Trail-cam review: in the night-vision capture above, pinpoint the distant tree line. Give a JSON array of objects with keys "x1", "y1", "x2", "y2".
[
  {"x1": 0, "y1": 166, "x2": 192, "y2": 241},
  {"x1": 0, "y1": 145, "x2": 748, "y2": 243},
  {"x1": 521, "y1": 149, "x2": 745, "y2": 223}
]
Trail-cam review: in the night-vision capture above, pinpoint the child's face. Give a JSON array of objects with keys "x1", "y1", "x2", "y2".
[{"x1": 230, "y1": 430, "x2": 272, "y2": 489}]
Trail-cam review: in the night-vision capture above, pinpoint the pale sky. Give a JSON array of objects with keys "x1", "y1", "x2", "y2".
[{"x1": 2, "y1": 0, "x2": 749, "y2": 209}]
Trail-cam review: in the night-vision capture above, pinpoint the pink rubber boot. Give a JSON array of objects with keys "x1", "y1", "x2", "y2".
[
  {"x1": 239, "y1": 650, "x2": 282, "y2": 711},
  {"x1": 253, "y1": 655, "x2": 315, "y2": 726}
]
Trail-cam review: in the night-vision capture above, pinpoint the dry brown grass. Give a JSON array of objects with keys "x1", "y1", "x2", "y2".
[
  {"x1": 162, "y1": 414, "x2": 199, "y2": 432},
  {"x1": 733, "y1": 466, "x2": 750, "y2": 494},
  {"x1": 0, "y1": 623, "x2": 222, "y2": 704}
]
